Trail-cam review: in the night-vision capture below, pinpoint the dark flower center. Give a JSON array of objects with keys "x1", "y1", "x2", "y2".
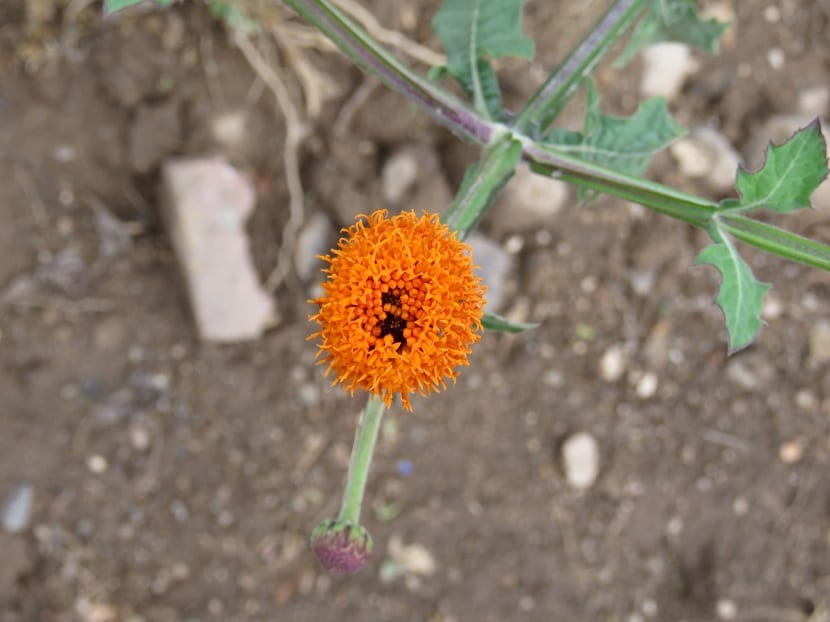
[{"x1": 379, "y1": 291, "x2": 407, "y2": 349}]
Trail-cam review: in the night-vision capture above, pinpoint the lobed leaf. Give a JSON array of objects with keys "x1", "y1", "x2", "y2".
[
  {"x1": 719, "y1": 120, "x2": 829, "y2": 214},
  {"x1": 481, "y1": 312, "x2": 539, "y2": 334},
  {"x1": 544, "y1": 79, "x2": 685, "y2": 177},
  {"x1": 432, "y1": 0, "x2": 534, "y2": 118},
  {"x1": 696, "y1": 220, "x2": 770, "y2": 352},
  {"x1": 616, "y1": 0, "x2": 729, "y2": 66}
]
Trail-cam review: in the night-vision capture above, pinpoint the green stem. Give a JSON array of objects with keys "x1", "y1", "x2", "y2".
[
  {"x1": 338, "y1": 395, "x2": 386, "y2": 524},
  {"x1": 513, "y1": 0, "x2": 646, "y2": 135},
  {"x1": 722, "y1": 214, "x2": 830, "y2": 271},
  {"x1": 442, "y1": 130, "x2": 524, "y2": 239}
]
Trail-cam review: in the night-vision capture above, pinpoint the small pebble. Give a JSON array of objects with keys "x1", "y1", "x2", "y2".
[
  {"x1": 599, "y1": 345, "x2": 627, "y2": 382},
  {"x1": 387, "y1": 535, "x2": 436, "y2": 576},
  {"x1": 763, "y1": 5, "x2": 780, "y2": 22},
  {"x1": 490, "y1": 164, "x2": 569, "y2": 232},
  {"x1": 2, "y1": 484, "x2": 34, "y2": 533},
  {"x1": 779, "y1": 439, "x2": 805, "y2": 464},
  {"x1": 86, "y1": 454, "x2": 108, "y2": 474},
  {"x1": 795, "y1": 389, "x2": 817, "y2": 411},
  {"x1": 761, "y1": 292, "x2": 784, "y2": 320},
  {"x1": 767, "y1": 48, "x2": 785, "y2": 69},
  {"x1": 397, "y1": 460, "x2": 414, "y2": 477},
  {"x1": 640, "y1": 43, "x2": 698, "y2": 100},
  {"x1": 807, "y1": 321, "x2": 830, "y2": 369},
  {"x1": 211, "y1": 111, "x2": 247, "y2": 152},
  {"x1": 297, "y1": 383, "x2": 320, "y2": 406},
  {"x1": 636, "y1": 372, "x2": 659, "y2": 399},
  {"x1": 562, "y1": 432, "x2": 600, "y2": 490},
  {"x1": 732, "y1": 497, "x2": 749, "y2": 516},
  {"x1": 129, "y1": 423, "x2": 151, "y2": 452},
  {"x1": 670, "y1": 127, "x2": 741, "y2": 192},
  {"x1": 717, "y1": 598, "x2": 738, "y2": 620},
  {"x1": 629, "y1": 270, "x2": 656, "y2": 296}
]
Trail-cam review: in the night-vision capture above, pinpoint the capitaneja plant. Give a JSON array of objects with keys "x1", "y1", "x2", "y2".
[{"x1": 108, "y1": 0, "x2": 829, "y2": 575}]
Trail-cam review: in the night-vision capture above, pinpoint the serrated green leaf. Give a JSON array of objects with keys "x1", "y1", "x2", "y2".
[
  {"x1": 720, "y1": 120, "x2": 829, "y2": 215},
  {"x1": 696, "y1": 220, "x2": 770, "y2": 352},
  {"x1": 432, "y1": 0, "x2": 534, "y2": 118},
  {"x1": 616, "y1": 0, "x2": 729, "y2": 66},
  {"x1": 481, "y1": 312, "x2": 538, "y2": 334},
  {"x1": 545, "y1": 79, "x2": 685, "y2": 176},
  {"x1": 103, "y1": 0, "x2": 174, "y2": 13}
]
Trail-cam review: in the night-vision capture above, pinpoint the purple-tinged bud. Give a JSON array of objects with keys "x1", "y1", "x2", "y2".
[{"x1": 310, "y1": 519, "x2": 373, "y2": 575}]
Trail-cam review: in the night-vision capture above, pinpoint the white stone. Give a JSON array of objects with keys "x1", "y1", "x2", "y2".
[
  {"x1": 387, "y1": 536, "x2": 436, "y2": 575},
  {"x1": 562, "y1": 432, "x2": 600, "y2": 490},
  {"x1": 161, "y1": 157, "x2": 277, "y2": 342},
  {"x1": 671, "y1": 127, "x2": 741, "y2": 192},
  {"x1": 211, "y1": 111, "x2": 248, "y2": 152},
  {"x1": 86, "y1": 455, "x2": 108, "y2": 474},
  {"x1": 636, "y1": 372, "x2": 659, "y2": 399},
  {"x1": 490, "y1": 164, "x2": 569, "y2": 232},
  {"x1": 767, "y1": 48, "x2": 785, "y2": 70},
  {"x1": 716, "y1": 599, "x2": 738, "y2": 620},
  {"x1": 761, "y1": 292, "x2": 784, "y2": 320},
  {"x1": 640, "y1": 43, "x2": 698, "y2": 101},
  {"x1": 599, "y1": 345, "x2": 627, "y2": 382},
  {"x1": 779, "y1": 439, "x2": 805, "y2": 464}
]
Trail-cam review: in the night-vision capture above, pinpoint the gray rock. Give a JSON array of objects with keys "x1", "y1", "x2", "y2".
[
  {"x1": 2, "y1": 484, "x2": 34, "y2": 533},
  {"x1": 160, "y1": 157, "x2": 277, "y2": 342},
  {"x1": 295, "y1": 212, "x2": 335, "y2": 282},
  {"x1": 467, "y1": 233, "x2": 513, "y2": 312}
]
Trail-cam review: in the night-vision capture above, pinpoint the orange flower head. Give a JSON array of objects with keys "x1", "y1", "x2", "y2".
[{"x1": 309, "y1": 210, "x2": 486, "y2": 410}]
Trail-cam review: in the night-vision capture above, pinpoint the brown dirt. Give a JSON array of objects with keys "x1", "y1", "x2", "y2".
[{"x1": 1, "y1": 1, "x2": 829, "y2": 621}]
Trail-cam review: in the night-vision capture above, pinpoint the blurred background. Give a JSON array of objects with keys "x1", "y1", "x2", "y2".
[{"x1": 1, "y1": 1, "x2": 829, "y2": 620}]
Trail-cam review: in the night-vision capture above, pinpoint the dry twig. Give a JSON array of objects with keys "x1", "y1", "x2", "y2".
[
  {"x1": 331, "y1": 0, "x2": 445, "y2": 67},
  {"x1": 233, "y1": 32, "x2": 307, "y2": 292}
]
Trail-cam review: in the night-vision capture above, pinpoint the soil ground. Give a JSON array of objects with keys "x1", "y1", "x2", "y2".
[{"x1": 1, "y1": 1, "x2": 829, "y2": 621}]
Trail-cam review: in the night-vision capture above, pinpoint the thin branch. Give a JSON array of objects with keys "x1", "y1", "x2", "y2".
[{"x1": 233, "y1": 32, "x2": 307, "y2": 292}]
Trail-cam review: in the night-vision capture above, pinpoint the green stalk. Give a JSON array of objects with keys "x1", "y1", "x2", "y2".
[
  {"x1": 442, "y1": 131, "x2": 524, "y2": 239},
  {"x1": 513, "y1": 0, "x2": 646, "y2": 135},
  {"x1": 337, "y1": 395, "x2": 386, "y2": 524},
  {"x1": 722, "y1": 214, "x2": 830, "y2": 272}
]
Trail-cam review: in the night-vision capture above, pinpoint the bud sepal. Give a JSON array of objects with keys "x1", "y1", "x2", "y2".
[{"x1": 310, "y1": 519, "x2": 373, "y2": 575}]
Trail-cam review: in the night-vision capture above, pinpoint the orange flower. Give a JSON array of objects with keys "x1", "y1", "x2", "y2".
[{"x1": 309, "y1": 210, "x2": 486, "y2": 410}]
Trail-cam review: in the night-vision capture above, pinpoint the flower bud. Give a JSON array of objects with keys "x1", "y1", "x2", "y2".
[{"x1": 310, "y1": 519, "x2": 373, "y2": 575}]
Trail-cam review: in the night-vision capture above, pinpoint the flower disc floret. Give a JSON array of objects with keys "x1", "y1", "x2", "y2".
[{"x1": 309, "y1": 210, "x2": 486, "y2": 410}]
